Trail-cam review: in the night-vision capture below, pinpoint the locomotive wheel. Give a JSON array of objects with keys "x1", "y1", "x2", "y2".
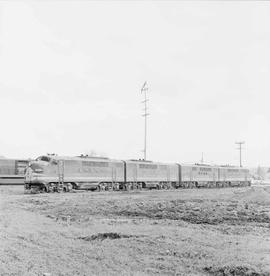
[
  {"x1": 96, "y1": 185, "x2": 101, "y2": 192},
  {"x1": 66, "y1": 183, "x2": 72, "y2": 192},
  {"x1": 99, "y1": 184, "x2": 105, "y2": 191},
  {"x1": 43, "y1": 186, "x2": 50, "y2": 193},
  {"x1": 125, "y1": 184, "x2": 130, "y2": 191},
  {"x1": 30, "y1": 187, "x2": 38, "y2": 194}
]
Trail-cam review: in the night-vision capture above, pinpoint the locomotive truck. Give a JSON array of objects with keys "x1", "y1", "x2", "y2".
[{"x1": 24, "y1": 155, "x2": 251, "y2": 193}]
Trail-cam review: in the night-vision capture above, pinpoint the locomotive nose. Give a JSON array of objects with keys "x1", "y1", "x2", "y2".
[{"x1": 29, "y1": 161, "x2": 45, "y2": 173}]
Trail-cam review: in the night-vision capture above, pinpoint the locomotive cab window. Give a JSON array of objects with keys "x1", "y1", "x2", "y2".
[{"x1": 36, "y1": 156, "x2": 51, "y2": 162}]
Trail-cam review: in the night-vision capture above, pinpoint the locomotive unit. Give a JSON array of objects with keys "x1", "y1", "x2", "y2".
[
  {"x1": 24, "y1": 154, "x2": 251, "y2": 192},
  {"x1": 24, "y1": 155, "x2": 124, "y2": 192},
  {"x1": 180, "y1": 164, "x2": 218, "y2": 188},
  {"x1": 218, "y1": 166, "x2": 250, "y2": 187},
  {"x1": 125, "y1": 160, "x2": 179, "y2": 189},
  {"x1": 0, "y1": 158, "x2": 29, "y2": 185}
]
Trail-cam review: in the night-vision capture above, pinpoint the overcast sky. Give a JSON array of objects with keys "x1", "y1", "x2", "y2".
[{"x1": 0, "y1": 1, "x2": 270, "y2": 166}]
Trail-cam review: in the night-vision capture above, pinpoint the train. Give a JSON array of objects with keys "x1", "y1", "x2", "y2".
[
  {"x1": 24, "y1": 154, "x2": 251, "y2": 192},
  {"x1": 0, "y1": 158, "x2": 29, "y2": 185}
]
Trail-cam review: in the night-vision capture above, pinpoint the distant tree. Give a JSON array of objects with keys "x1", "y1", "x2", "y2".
[{"x1": 256, "y1": 166, "x2": 265, "y2": 179}]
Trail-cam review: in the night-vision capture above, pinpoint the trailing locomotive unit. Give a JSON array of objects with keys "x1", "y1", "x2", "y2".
[
  {"x1": 24, "y1": 155, "x2": 251, "y2": 192},
  {"x1": 218, "y1": 166, "x2": 250, "y2": 187},
  {"x1": 125, "y1": 160, "x2": 179, "y2": 189},
  {"x1": 0, "y1": 158, "x2": 29, "y2": 185},
  {"x1": 180, "y1": 164, "x2": 218, "y2": 188},
  {"x1": 180, "y1": 164, "x2": 250, "y2": 188}
]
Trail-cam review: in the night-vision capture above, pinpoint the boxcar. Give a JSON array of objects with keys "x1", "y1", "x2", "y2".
[
  {"x1": 180, "y1": 164, "x2": 219, "y2": 188},
  {"x1": 0, "y1": 159, "x2": 29, "y2": 185},
  {"x1": 125, "y1": 160, "x2": 180, "y2": 189}
]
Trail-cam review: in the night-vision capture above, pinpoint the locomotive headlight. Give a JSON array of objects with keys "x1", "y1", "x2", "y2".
[{"x1": 34, "y1": 168, "x2": 43, "y2": 173}]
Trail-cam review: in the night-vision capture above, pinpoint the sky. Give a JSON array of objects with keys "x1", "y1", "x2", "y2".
[{"x1": 0, "y1": 1, "x2": 270, "y2": 166}]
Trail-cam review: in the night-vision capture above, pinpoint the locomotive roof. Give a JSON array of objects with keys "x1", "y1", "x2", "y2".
[
  {"x1": 180, "y1": 163, "x2": 248, "y2": 170},
  {"x1": 36, "y1": 155, "x2": 248, "y2": 170},
  {"x1": 38, "y1": 155, "x2": 178, "y2": 166},
  {"x1": 180, "y1": 163, "x2": 218, "y2": 168},
  {"x1": 125, "y1": 159, "x2": 178, "y2": 166},
  {"x1": 37, "y1": 155, "x2": 122, "y2": 163}
]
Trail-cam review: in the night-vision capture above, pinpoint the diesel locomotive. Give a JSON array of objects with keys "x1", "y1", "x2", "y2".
[{"x1": 24, "y1": 154, "x2": 251, "y2": 192}]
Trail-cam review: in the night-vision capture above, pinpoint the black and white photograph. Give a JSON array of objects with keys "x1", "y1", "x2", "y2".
[{"x1": 0, "y1": 1, "x2": 270, "y2": 275}]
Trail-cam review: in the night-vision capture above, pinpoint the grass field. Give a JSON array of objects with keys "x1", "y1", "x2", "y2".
[{"x1": 0, "y1": 186, "x2": 270, "y2": 275}]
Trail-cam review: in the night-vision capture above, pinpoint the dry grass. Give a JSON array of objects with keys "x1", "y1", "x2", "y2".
[{"x1": 1, "y1": 186, "x2": 270, "y2": 275}]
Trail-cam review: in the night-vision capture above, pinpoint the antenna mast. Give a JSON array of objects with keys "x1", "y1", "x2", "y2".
[{"x1": 141, "y1": 82, "x2": 149, "y2": 160}]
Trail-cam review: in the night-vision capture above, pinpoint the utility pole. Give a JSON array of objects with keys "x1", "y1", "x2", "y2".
[
  {"x1": 201, "y1": 152, "x2": 204, "y2": 164},
  {"x1": 141, "y1": 81, "x2": 149, "y2": 160},
  {"x1": 235, "y1": 141, "x2": 245, "y2": 167}
]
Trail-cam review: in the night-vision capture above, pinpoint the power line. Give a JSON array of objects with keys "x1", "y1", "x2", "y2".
[
  {"x1": 141, "y1": 82, "x2": 149, "y2": 160},
  {"x1": 235, "y1": 141, "x2": 245, "y2": 167}
]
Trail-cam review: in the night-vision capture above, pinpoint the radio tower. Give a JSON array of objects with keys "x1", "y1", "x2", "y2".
[
  {"x1": 235, "y1": 141, "x2": 245, "y2": 167},
  {"x1": 141, "y1": 81, "x2": 149, "y2": 160}
]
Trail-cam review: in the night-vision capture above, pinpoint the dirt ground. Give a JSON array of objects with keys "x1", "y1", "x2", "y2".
[{"x1": 0, "y1": 186, "x2": 270, "y2": 276}]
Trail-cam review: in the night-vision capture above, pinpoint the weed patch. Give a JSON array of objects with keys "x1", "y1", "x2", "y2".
[
  {"x1": 203, "y1": 265, "x2": 270, "y2": 276},
  {"x1": 78, "y1": 232, "x2": 136, "y2": 241}
]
